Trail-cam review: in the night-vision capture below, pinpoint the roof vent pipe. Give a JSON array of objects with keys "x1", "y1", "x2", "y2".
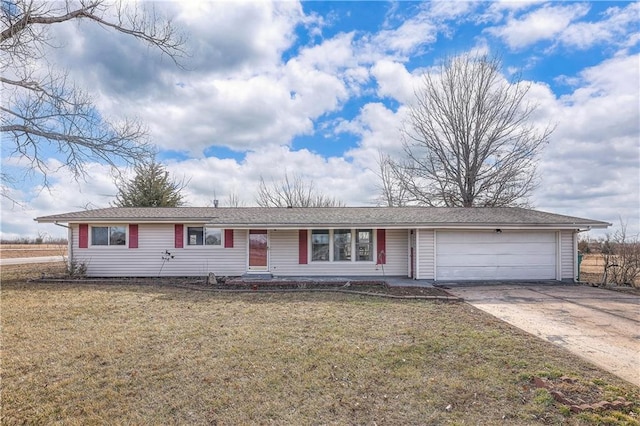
[{"x1": 214, "y1": 199, "x2": 219, "y2": 208}]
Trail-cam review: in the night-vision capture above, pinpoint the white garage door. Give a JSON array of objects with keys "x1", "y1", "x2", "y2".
[{"x1": 435, "y1": 231, "x2": 557, "y2": 280}]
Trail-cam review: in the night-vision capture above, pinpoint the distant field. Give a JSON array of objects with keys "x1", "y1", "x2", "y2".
[
  {"x1": 580, "y1": 254, "x2": 640, "y2": 286},
  {"x1": 580, "y1": 254, "x2": 606, "y2": 274},
  {"x1": 0, "y1": 244, "x2": 67, "y2": 259}
]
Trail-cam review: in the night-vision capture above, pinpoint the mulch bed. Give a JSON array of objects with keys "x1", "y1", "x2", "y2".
[
  {"x1": 201, "y1": 277, "x2": 457, "y2": 299},
  {"x1": 29, "y1": 274, "x2": 457, "y2": 299}
]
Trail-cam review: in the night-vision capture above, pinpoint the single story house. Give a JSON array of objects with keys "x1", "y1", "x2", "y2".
[{"x1": 36, "y1": 206, "x2": 609, "y2": 281}]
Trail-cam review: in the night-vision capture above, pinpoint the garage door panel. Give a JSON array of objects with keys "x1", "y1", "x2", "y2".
[
  {"x1": 437, "y1": 242, "x2": 557, "y2": 256},
  {"x1": 437, "y1": 232, "x2": 555, "y2": 244},
  {"x1": 435, "y1": 231, "x2": 557, "y2": 280},
  {"x1": 437, "y1": 253, "x2": 556, "y2": 267},
  {"x1": 437, "y1": 265, "x2": 556, "y2": 280}
]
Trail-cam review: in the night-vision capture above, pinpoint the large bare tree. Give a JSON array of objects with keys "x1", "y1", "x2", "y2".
[
  {"x1": 256, "y1": 172, "x2": 344, "y2": 208},
  {"x1": 1, "y1": 0, "x2": 186, "y2": 191},
  {"x1": 391, "y1": 54, "x2": 553, "y2": 207},
  {"x1": 374, "y1": 150, "x2": 408, "y2": 207}
]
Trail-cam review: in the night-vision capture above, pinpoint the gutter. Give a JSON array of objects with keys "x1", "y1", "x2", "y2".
[
  {"x1": 53, "y1": 222, "x2": 72, "y2": 267},
  {"x1": 35, "y1": 219, "x2": 611, "y2": 230}
]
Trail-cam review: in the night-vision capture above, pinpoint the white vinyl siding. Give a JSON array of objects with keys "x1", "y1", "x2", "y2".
[
  {"x1": 269, "y1": 229, "x2": 408, "y2": 276},
  {"x1": 69, "y1": 223, "x2": 574, "y2": 281},
  {"x1": 435, "y1": 231, "x2": 557, "y2": 281},
  {"x1": 416, "y1": 229, "x2": 435, "y2": 280},
  {"x1": 72, "y1": 224, "x2": 246, "y2": 277},
  {"x1": 560, "y1": 230, "x2": 575, "y2": 280}
]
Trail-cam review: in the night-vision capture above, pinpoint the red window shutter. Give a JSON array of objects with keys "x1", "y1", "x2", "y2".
[
  {"x1": 79, "y1": 224, "x2": 88, "y2": 248},
  {"x1": 175, "y1": 224, "x2": 184, "y2": 248},
  {"x1": 299, "y1": 230, "x2": 308, "y2": 264},
  {"x1": 224, "y1": 229, "x2": 234, "y2": 248},
  {"x1": 129, "y1": 224, "x2": 138, "y2": 248},
  {"x1": 377, "y1": 229, "x2": 386, "y2": 264}
]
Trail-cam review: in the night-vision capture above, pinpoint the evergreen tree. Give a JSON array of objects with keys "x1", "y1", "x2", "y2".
[{"x1": 114, "y1": 161, "x2": 185, "y2": 207}]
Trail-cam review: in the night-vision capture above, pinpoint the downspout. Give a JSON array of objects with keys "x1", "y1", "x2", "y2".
[
  {"x1": 575, "y1": 227, "x2": 591, "y2": 283},
  {"x1": 54, "y1": 222, "x2": 71, "y2": 268}
]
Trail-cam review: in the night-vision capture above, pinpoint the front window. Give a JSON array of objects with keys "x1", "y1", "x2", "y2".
[
  {"x1": 311, "y1": 230, "x2": 329, "y2": 261},
  {"x1": 205, "y1": 228, "x2": 222, "y2": 245},
  {"x1": 91, "y1": 226, "x2": 126, "y2": 246},
  {"x1": 356, "y1": 229, "x2": 373, "y2": 261},
  {"x1": 187, "y1": 227, "x2": 222, "y2": 246},
  {"x1": 333, "y1": 229, "x2": 352, "y2": 261},
  {"x1": 309, "y1": 229, "x2": 376, "y2": 262}
]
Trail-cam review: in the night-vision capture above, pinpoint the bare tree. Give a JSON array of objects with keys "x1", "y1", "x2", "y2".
[
  {"x1": 600, "y1": 219, "x2": 640, "y2": 287},
  {"x1": 225, "y1": 192, "x2": 245, "y2": 208},
  {"x1": 392, "y1": 53, "x2": 553, "y2": 207},
  {"x1": 1, "y1": 0, "x2": 186, "y2": 192},
  {"x1": 374, "y1": 150, "x2": 409, "y2": 207},
  {"x1": 256, "y1": 172, "x2": 344, "y2": 208}
]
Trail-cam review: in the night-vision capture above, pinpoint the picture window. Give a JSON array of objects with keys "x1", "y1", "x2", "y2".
[
  {"x1": 91, "y1": 226, "x2": 126, "y2": 246},
  {"x1": 310, "y1": 229, "x2": 375, "y2": 262}
]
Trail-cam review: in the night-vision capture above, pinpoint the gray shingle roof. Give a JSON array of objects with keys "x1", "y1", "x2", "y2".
[{"x1": 35, "y1": 207, "x2": 610, "y2": 229}]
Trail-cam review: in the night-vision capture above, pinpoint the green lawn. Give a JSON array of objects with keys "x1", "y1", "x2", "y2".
[{"x1": 2, "y1": 277, "x2": 639, "y2": 425}]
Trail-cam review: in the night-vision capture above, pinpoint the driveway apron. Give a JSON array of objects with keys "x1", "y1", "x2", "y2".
[{"x1": 445, "y1": 284, "x2": 640, "y2": 387}]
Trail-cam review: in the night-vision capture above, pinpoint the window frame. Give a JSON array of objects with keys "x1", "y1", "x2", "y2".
[
  {"x1": 333, "y1": 229, "x2": 352, "y2": 262},
  {"x1": 186, "y1": 226, "x2": 224, "y2": 247},
  {"x1": 311, "y1": 230, "x2": 330, "y2": 261},
  {"x1": 309, "y1": 229, "x2": 377, "y2": 263},
  {"x1": 355, "y1": 229, "x2": 373, "y2": 262},
  {"x1": 90, "y1": 225, "x2": 127, "y2": 247}
]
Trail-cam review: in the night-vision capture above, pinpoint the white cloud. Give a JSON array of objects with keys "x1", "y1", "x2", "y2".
[
  {"x1": 486, "y1": 3, "x2": 590, "y2": 49},
  {"x1": 533, "y1": 54, "x2": 640, "y2": 235},
  {"x1": 1, "y1": 161, "x2": 120, "y2": 240},
  {"x1": 339, "y1": 103, "x2": 408, "y2": 172},
  {"x1": 558, "y1": 2, "x2": 640, "y2": 51},
  {"x1": 374, "y1": 17, "x2": 438, "y2": 56},
  {"x1": 487, "y1": 0, "x2": 546, "y2": 14},
  {"x1": 371, "y1": 60, "x2": 418, "y2": 104}
]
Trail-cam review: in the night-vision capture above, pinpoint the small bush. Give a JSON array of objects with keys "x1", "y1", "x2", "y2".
[{"x1": 66, "y1": 260, "x2": 87, "y2": 277}]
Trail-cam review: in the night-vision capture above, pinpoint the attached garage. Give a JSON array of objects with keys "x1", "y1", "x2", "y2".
[{"x1": 435, "y1": 231, "x2": 557, "y2": 280}]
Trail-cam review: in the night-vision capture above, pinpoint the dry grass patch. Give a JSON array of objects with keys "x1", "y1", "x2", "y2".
[
  {"x1": 0, "y1": 244, "x2": 67, "y2": 259},
  {"x1": 2, "y1": 281, "x2": 639, "y2": 425},
  {"x1": 0, "y1": 262, "x2": 68, "y2": 283}
]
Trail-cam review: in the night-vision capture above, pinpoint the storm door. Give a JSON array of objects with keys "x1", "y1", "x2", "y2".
[{"x1": 248, "y1": 230, "x2": 268, "y2": 271}]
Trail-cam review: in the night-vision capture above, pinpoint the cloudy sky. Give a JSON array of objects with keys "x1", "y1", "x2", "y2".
[{"x1": 2, "y1": 0, "x2": 639, "y2": 240}]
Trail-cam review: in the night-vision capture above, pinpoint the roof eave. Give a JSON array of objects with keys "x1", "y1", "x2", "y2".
[{"x1": 35, "y1": 218, "x2": 611, "y2": 229}]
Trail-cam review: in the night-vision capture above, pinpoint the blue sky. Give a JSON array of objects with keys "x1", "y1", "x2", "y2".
[{"x1": 2, "y1": 0, "x2": 639, "y2": 239}]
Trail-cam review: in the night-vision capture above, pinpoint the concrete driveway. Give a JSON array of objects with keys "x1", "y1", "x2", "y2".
[
  {"x1": 0, "y1": 256, "x2": 66, "y2": 266},
  {"x1": 444, "y1": 283, "x2": 640, "y2": 387}
]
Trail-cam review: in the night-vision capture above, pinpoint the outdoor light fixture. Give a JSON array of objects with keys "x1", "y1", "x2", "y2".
[{"x1": 495, "y1": 229, "x2": 502, "y2": 233}]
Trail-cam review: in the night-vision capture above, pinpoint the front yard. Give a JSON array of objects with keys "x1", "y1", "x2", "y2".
[{"x1": 2, "y1": 265, "x2": 639, "y2": 424}]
